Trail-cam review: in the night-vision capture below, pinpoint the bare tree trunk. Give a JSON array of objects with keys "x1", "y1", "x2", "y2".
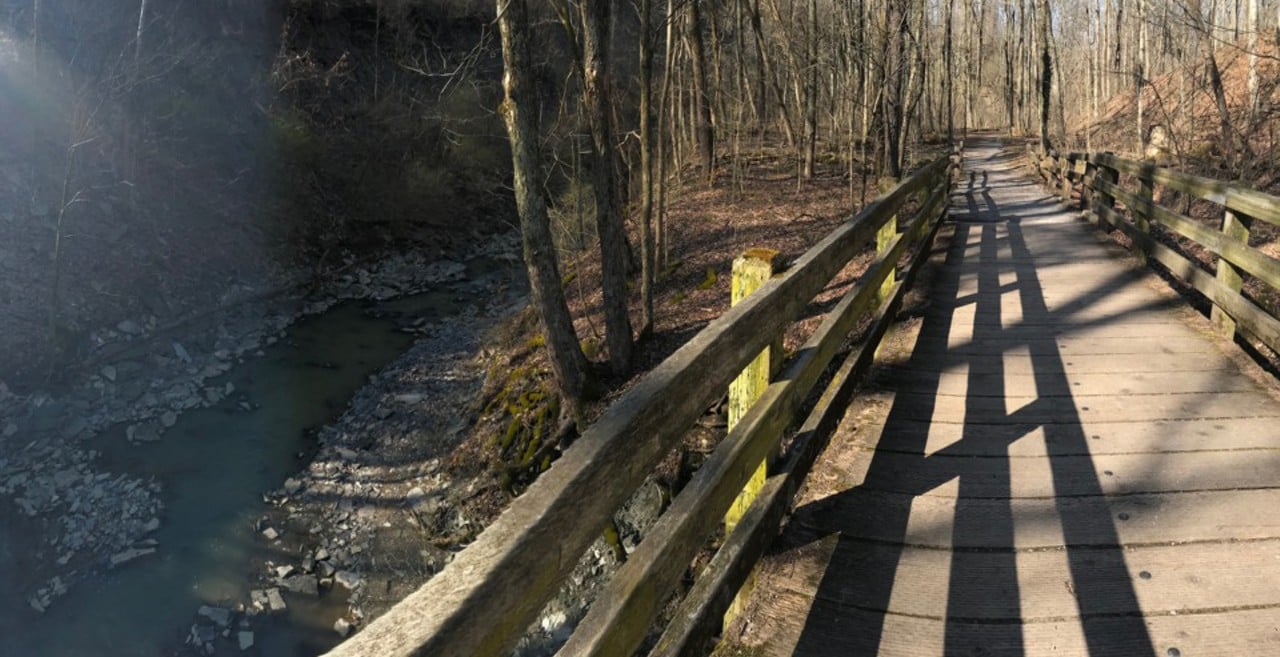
[
  {"x1": 1205, "y1": 47, "x2": 1236, "y2": 167},
  {"x1": 1137, "y1": 0, "x2": 1146, "y2": 154},
  {"x1": 1038, "y1": 0, "x2": 1052, "y2": 152},
  {"x1": 899, "y1": 0, "x2": 926, "y2": 163},
  {"x1": 947, "y1": 0, "x2": 956, "y2": 141},
  {"x1": 1051, "y1": 22, "x2": 1068, "y2": 144},
  {"x1": 1247, "y1": 0, "x2": 1259, "y2": 125},
  {"x1": 964, "y1": 0, "x2": 974, "y2": 133},
  {"x1": 1187, "y1": 0, "x2": 1239, "y2": 168},
  {"x1": 1088, "y1": 0, "x2": 1097, "y2": 151},
  {"x1": 882, "y1": 0, "x2": 908, "y2": 177},
  {"x1": 860, "y1": 0, "x2": 873, "y2": 186},
  {"x1": 656, "y1": 0, "x2": 677, "y2": 267},
  {"x1": 638, "y1": 0, "x2": 656, "y2": 337},
  {"x1": 496, "y1": 0, "x2": 596, "y2": 411},
  {"x1": 1113, "y1": 0, "x2": 1124, "y2": 99},
  {"x1": 1004, "y1": 1, "x2": 1016, "y2": 132},
  {"x1": 976, "y1": 0, "x2": 986, "y2": 93},
  {"x1": 579, "y1": 0, "x2": 633, "y2": 375},
  {"x1": 689, "y1": 0, "x2": 716, "y2": 183},
  {"x1": 748, "y1": 0, "x2": 797, "y2": 146},
  {"x1": 708, "y1": 2, "x2": 729, "y2": 153},
  {"x1": 802, "y1": 0, "x2": 818, "y2": 179}
]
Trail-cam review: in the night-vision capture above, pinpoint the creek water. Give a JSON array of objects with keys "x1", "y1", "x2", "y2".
[{"x1": 0, "y1": 263, "x2": 509, "y2": 656}]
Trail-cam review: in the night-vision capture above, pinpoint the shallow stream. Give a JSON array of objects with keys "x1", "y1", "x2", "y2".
[{"x1": 0, "y1": 263, "x2": 510, "y2": 656}]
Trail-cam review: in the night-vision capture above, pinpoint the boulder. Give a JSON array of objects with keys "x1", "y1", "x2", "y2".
[
  {"x1": 197, "y1": 605, "x2": 232, "y2": 627},
  {"x1": 265, "y1": 588, "x2": 287, "y2": 613},
  {"x1": 282, "y1": 574, "x2": 319, "y2": 596},
  {"x1": 334, "y1": 570, "x2": 362, "y2": 591}
]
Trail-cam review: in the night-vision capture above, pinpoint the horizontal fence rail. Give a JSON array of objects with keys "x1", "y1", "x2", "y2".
[
  {"x1": 1030, "y1": 146, "x2": 1280, "y2": 354},
  {"x1": 325, "y1": 152, "x2": 958, "y2": 657}
]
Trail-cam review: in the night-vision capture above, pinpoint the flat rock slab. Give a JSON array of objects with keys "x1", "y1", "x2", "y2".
[{"x1": 726, "y1": 139, "x2": 1280, "y2": 657}]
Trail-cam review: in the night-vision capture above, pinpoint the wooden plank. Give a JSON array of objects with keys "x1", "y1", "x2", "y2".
[
  {"x1": 852, "y1": 416, "x2": 1280, "y2": 457},
  {"x1": 842, "y1": 449, "x2": 1280, "y2": 499},
  {"x1": 323, "y1": 157, "x2": 948, "y2": 657},
  {"x1": 926, "y1": 300, "x2": 1193, "y2": 326},
  {"x1": 788, "y1": 487, "x2": 1280, "y2": 549},
  {"x1": 731, "y1": 599, "x2": 1280, "y2": 657},
  {"x1": 922, "y1": 312, "x2": 1192, "y2": 330},
  {"x1": 881, "y1": 369, "x2": 1261, "y2": 397},
  {"x1": 769, "y1": 539, "x2": 1280, "y2": 621},
  {"x1": 921, "y1": 352, "x2": 1237, "y2": 375},
  {"x1": 906, "y1": 335, "x2": 1219, "y2": 356},
  {"x1": 937, "y1": 321, "x2": 1211, "y2": 343},
  {"x1": 884, "y1": 389, "x2": 1280, "y2": 424},
  {"x1": 558, "y1": 175, "x2": 951, "y2": 657}
]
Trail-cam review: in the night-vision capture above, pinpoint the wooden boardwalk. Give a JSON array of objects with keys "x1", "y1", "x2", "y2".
[{"x1": 722, "y1": 139, "x2": 1280, "y2": 656}]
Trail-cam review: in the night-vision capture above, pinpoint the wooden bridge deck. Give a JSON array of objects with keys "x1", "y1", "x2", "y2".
[{"x1": 722, "y1": 139, "x2": 1280, "y2": 656}]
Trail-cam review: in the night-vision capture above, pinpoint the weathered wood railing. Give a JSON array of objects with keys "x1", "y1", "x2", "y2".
[
  {"x1": 1031, "y1": 146, "x2": 1280, "y2": 352},
  {"x1": 325, "y1": 152, "x2": 957, "y2": 657}
]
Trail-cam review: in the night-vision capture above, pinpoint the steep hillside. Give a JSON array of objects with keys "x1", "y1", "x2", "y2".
[{"x1": 1078, "y1": 35, "x2": 1280, "y2": 181}]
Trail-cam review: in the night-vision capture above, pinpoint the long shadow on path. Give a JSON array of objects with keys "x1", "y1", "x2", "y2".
[{"x1": 783, "y1": 147, "x2": 1159, "y2": 656}]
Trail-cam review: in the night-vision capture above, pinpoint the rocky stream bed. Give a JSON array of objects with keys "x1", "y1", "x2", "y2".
[{"x1": 0, "y1": 231, "x2": 553, "y2": 655}]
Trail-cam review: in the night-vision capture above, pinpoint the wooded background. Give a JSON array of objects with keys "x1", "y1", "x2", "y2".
[{"x1": 4, "y1": 0, "x2": 1279, "y2": 398}]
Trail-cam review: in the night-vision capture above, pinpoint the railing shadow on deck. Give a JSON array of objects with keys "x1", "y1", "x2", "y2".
[{"x1": 784, "y1": 165, "x2": 1160, "y2": 656}]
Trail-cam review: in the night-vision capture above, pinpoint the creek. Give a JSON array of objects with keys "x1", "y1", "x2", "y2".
[{"x1": 0, "y1": 259, "x2": 515, "y2": 656}]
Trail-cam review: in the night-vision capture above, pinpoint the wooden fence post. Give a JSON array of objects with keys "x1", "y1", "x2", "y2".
[
  {"x1": 1060, "y1": 154, "x2": 1074, "y2": 204},
  {"x1": 876, "y1": 177, "x2": 900, "y2": 307},
  {"x1": 1082, "y1": 158, "x2": 1097, "y2": 212},
  {"x1": 1212, "y1": 210, "x2": 1254, "y2": 339},
  {"x1": 724, "y1": 248, "x2": 780, "y2": 624},
  {"x1": 1096, "y1": 158, "x2": 1118, "y2": 230},
  {"x1": 1135, "y1": 167, "x2": 1155, "y2": 262}
]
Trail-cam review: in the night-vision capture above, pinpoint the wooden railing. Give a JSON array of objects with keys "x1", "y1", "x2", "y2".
[
  {"x1": 325, "y1": 152, "x2": 958, "y2": 657},
  {"x1": 1031, "y1": 147, "x2": 1280, "y2": 352}
]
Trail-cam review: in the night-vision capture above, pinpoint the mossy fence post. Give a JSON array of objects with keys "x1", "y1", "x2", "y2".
[
  {"x1": 876, "y1": 177, "x2": 900, "y2": 307},
  {"x1": 723, "y1": 248, "x2": 780, "y2": 625}
]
